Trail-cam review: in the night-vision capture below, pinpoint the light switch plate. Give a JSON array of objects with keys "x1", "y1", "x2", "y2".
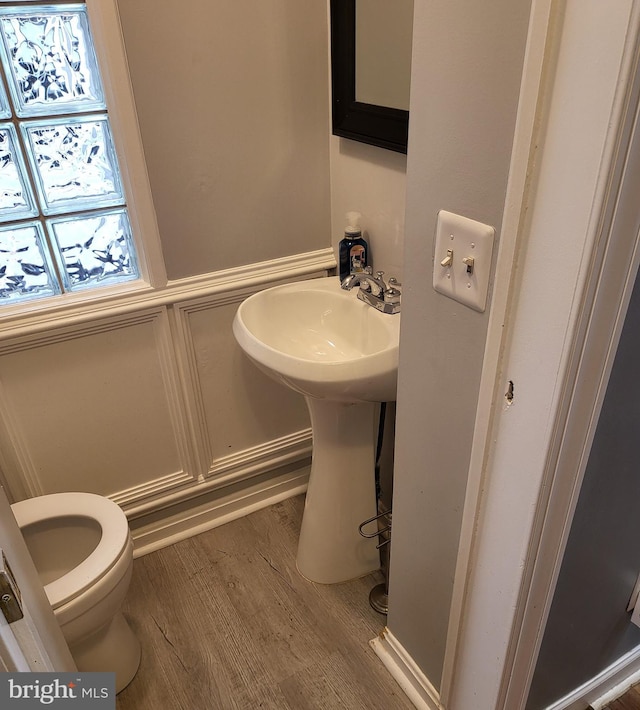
[{"x1": 433, "y1": 210, "x2": 495, "y2": 312}]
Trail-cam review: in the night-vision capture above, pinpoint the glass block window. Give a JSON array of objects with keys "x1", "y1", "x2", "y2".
[
  {"x1": 0, "y1": 2, "x2": 139, "y2": 305},
  {"x1": 0, "y1": 221, "x2": 59, "y2": 300}
]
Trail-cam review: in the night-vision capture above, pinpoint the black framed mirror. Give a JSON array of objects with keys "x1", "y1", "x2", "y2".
[{"x1": 330, "y1": 0, "x2": 410, "y2": 154}]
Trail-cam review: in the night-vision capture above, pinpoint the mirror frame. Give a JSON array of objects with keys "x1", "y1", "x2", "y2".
[{"x1": 330, "y1": 0, "x2": 409, "y2": 154}]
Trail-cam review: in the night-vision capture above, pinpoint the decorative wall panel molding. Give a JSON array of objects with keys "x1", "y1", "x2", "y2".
[
  {"x1": 0, "y1": 307, "x2": 193, "y2": 501},
  {"x1": 113, "y1": 429, "x2": 311, "y2": 516},
  {"x1": 0, "y1": 251, "x2": 329, "y2": 553},
  {"x1": 0, "y1": 379, "x2": 44, "y2": 499},
  {"x1": 173, "y1": 280, "x2": 312, "y2": 478},
  {"x1": 207, "y1": 429, "x2": 312, "y2": 480}
]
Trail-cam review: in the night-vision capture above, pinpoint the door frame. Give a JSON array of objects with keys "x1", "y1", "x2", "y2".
[
  {"x1": 442, "y1": 1, "x2": 640, "y2": 707},
  {"x1": 0, "y1": 485, "x2": 75, "y2": 671},
  {"x1": 500, "y1": 13, "x2": 640, "y2": 705}
]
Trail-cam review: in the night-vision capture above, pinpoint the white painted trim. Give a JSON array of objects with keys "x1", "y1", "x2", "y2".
[
  {"x1": 170, "y1": 269, "x2": 328, "y2": 479},
  {"x1": 439, "y1": 0, "x2": 557, "y2": 700},
  {"x1": 114, "y1": 428, "x2": 312, "y2": 516},
  {"x1": 151, "y1": 308, "x2": 201, "y2": 480},
  {"x1": 165, "y1": 249, "x2": 335, "y2": 297},
  {"x1": 0, "y1": 486, "x2": 75, "y2": 671},
  {"x1": 0, "y1": 378, "x2": 43, "y2": 499},
  {"x1": 110, "y1": 471, "x2": 194, "y2": 510},
  {"x1": 170, "y1": 286, "x2": 306, "y2": 480},
  {"x1": 545, "y1": 646, "x2": 640, "y2": 710},
  {"x1": 0, "y1": 248, "x2": 336, "y2": 339},
  {"x1": 0, "y1": 307, "x2": 167, "y2": 354},
  {"x1": 207, "y1": 429, "x2": 312, "y2": 479},
  {"x1": 500, "y1": 4, "x2": 640, "y2": 707},
  {"x1": 129, "y1": 464, "x2": 310, "y2": 558},
  {"x1": 86, "y1": 0, "x2": 168, "y2": 289},
  {"x1": 0, "y1": 308, "x2": 198, "y2": 503},
  {"x1": 168, "y1": 300, "x2": 217, "y2": 479},
  {"x1": 370, "y1": 628, "x2": 442, "y2": 710}
]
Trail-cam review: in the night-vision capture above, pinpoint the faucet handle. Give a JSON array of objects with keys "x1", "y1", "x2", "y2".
[
  {"x1": 384, "y1": 286, "x2": 401, "y2": 305},
  {"x1": 364, "y1": 265, "x2": 373, "y2": 275},
  {"x1": 375, "y1": 271, "x2": 388, "y2": 289},
  {"x1": 384, "y1": 276, "x2": 401, "y2": 306}
]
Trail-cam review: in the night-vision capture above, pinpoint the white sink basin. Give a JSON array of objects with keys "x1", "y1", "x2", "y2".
[
  {"x1": 233, "y1": 276, "x2": 400, "y2": 584},
  {"x1": 232, "y1": 276, "x2": 399, "y2": 402}
]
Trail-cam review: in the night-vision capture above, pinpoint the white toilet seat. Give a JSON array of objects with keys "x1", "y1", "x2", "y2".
[{"x1": 11, "y1": 492, "x2": 130, "y2": 609}]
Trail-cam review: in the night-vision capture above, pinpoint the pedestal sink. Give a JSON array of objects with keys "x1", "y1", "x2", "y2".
[{"x1": 232, "y1": 276, "x2": 400, "y2": 584}]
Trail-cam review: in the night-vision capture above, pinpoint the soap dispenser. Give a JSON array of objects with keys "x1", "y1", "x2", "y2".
[{"x1": 338, "y1": 211, "x2": 369, "y2": 281}]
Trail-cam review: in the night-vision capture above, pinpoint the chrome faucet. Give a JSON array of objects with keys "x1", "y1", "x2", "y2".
[
  {"x1": 340, "y1": 266, "x2": 384, "y2": 294},
  {"x1": 340, "y1": 266, "x2": 401, "y2": 314}
]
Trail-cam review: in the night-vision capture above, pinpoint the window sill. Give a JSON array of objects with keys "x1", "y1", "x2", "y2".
[
  {"x1": 0, "y1": 248, "x2": 336, "y2": 340},
  {"x1": 0, "y1": 279, "x2": 156, "y2": 337}
]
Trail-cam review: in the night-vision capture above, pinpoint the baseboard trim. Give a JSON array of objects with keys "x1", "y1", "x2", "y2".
[
  {"x1": 545, "y1": 644, "x2": 640, "y2": 710},
  {"x1": 208, "y1": 429, "x2": 312, "y2": 479},
  {"x1": 370, "y1": 627, "x2": 442, "y2": 710},
  {"x1": 112, "y1": 429, "x2": 312, "y2": 516},
  {"x1": 129, "y1": 462, "x2": 309, "y2": 557}
]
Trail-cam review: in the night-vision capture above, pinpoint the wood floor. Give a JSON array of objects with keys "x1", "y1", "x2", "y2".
[
  {"x1": 115, "y1": 495, "x2": 413, "y2": 710},
  {"x1": 600, "y1": 683, "x2": 640, "y2": 710}
]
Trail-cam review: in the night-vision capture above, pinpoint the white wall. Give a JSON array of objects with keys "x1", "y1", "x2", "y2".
[
  {"x1": 116, "y1": 0, "x2": 332, "y2": 280},
  {"x1": 387, "y1": 0, "x2": 532, "y2": 689},
  {"x1": 329, "y1": 137, "x2": 407, "y2": 283}
]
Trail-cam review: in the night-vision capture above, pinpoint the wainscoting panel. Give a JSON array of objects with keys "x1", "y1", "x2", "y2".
[
  {"x1": 0, "y1": 307, "x2": 192, "y2": 501},
  {"x1": 0, "y1": 252, "x2": 334, "y2": 552},
  {"x1": 173, "y1": 286, "x2": 311, "y2": 475}
]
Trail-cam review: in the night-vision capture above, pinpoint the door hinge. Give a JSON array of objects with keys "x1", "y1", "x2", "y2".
[{"x1": 0, "y1": 551, "x2": 23, "y2": 624}]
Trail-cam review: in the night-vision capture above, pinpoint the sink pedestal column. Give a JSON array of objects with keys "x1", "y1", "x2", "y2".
[{"x1": 296, "y1": 398, "x2": 380, "y2": 584}]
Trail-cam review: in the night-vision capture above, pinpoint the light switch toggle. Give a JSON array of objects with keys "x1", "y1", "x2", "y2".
[
  {"x1": 433, "y1": 210, "x2": 495, "y2": 312},
  {"x1": 440, "y1": 249, "x2": 454, "y2": 268}
]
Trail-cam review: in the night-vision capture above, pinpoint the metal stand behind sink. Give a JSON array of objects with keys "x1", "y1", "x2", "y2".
[{"x1": 359, "y1": 503, "x2": 391, "y2": 615}]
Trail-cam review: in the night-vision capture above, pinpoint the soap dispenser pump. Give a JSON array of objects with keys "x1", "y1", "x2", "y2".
[{"x1": 338, "y1": 211, "x2": 369, "y2": 281}]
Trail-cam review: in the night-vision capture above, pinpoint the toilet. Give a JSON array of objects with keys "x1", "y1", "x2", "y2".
[{"x1": 11, "y1": 492, "x2": 141, "y2": 693}]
